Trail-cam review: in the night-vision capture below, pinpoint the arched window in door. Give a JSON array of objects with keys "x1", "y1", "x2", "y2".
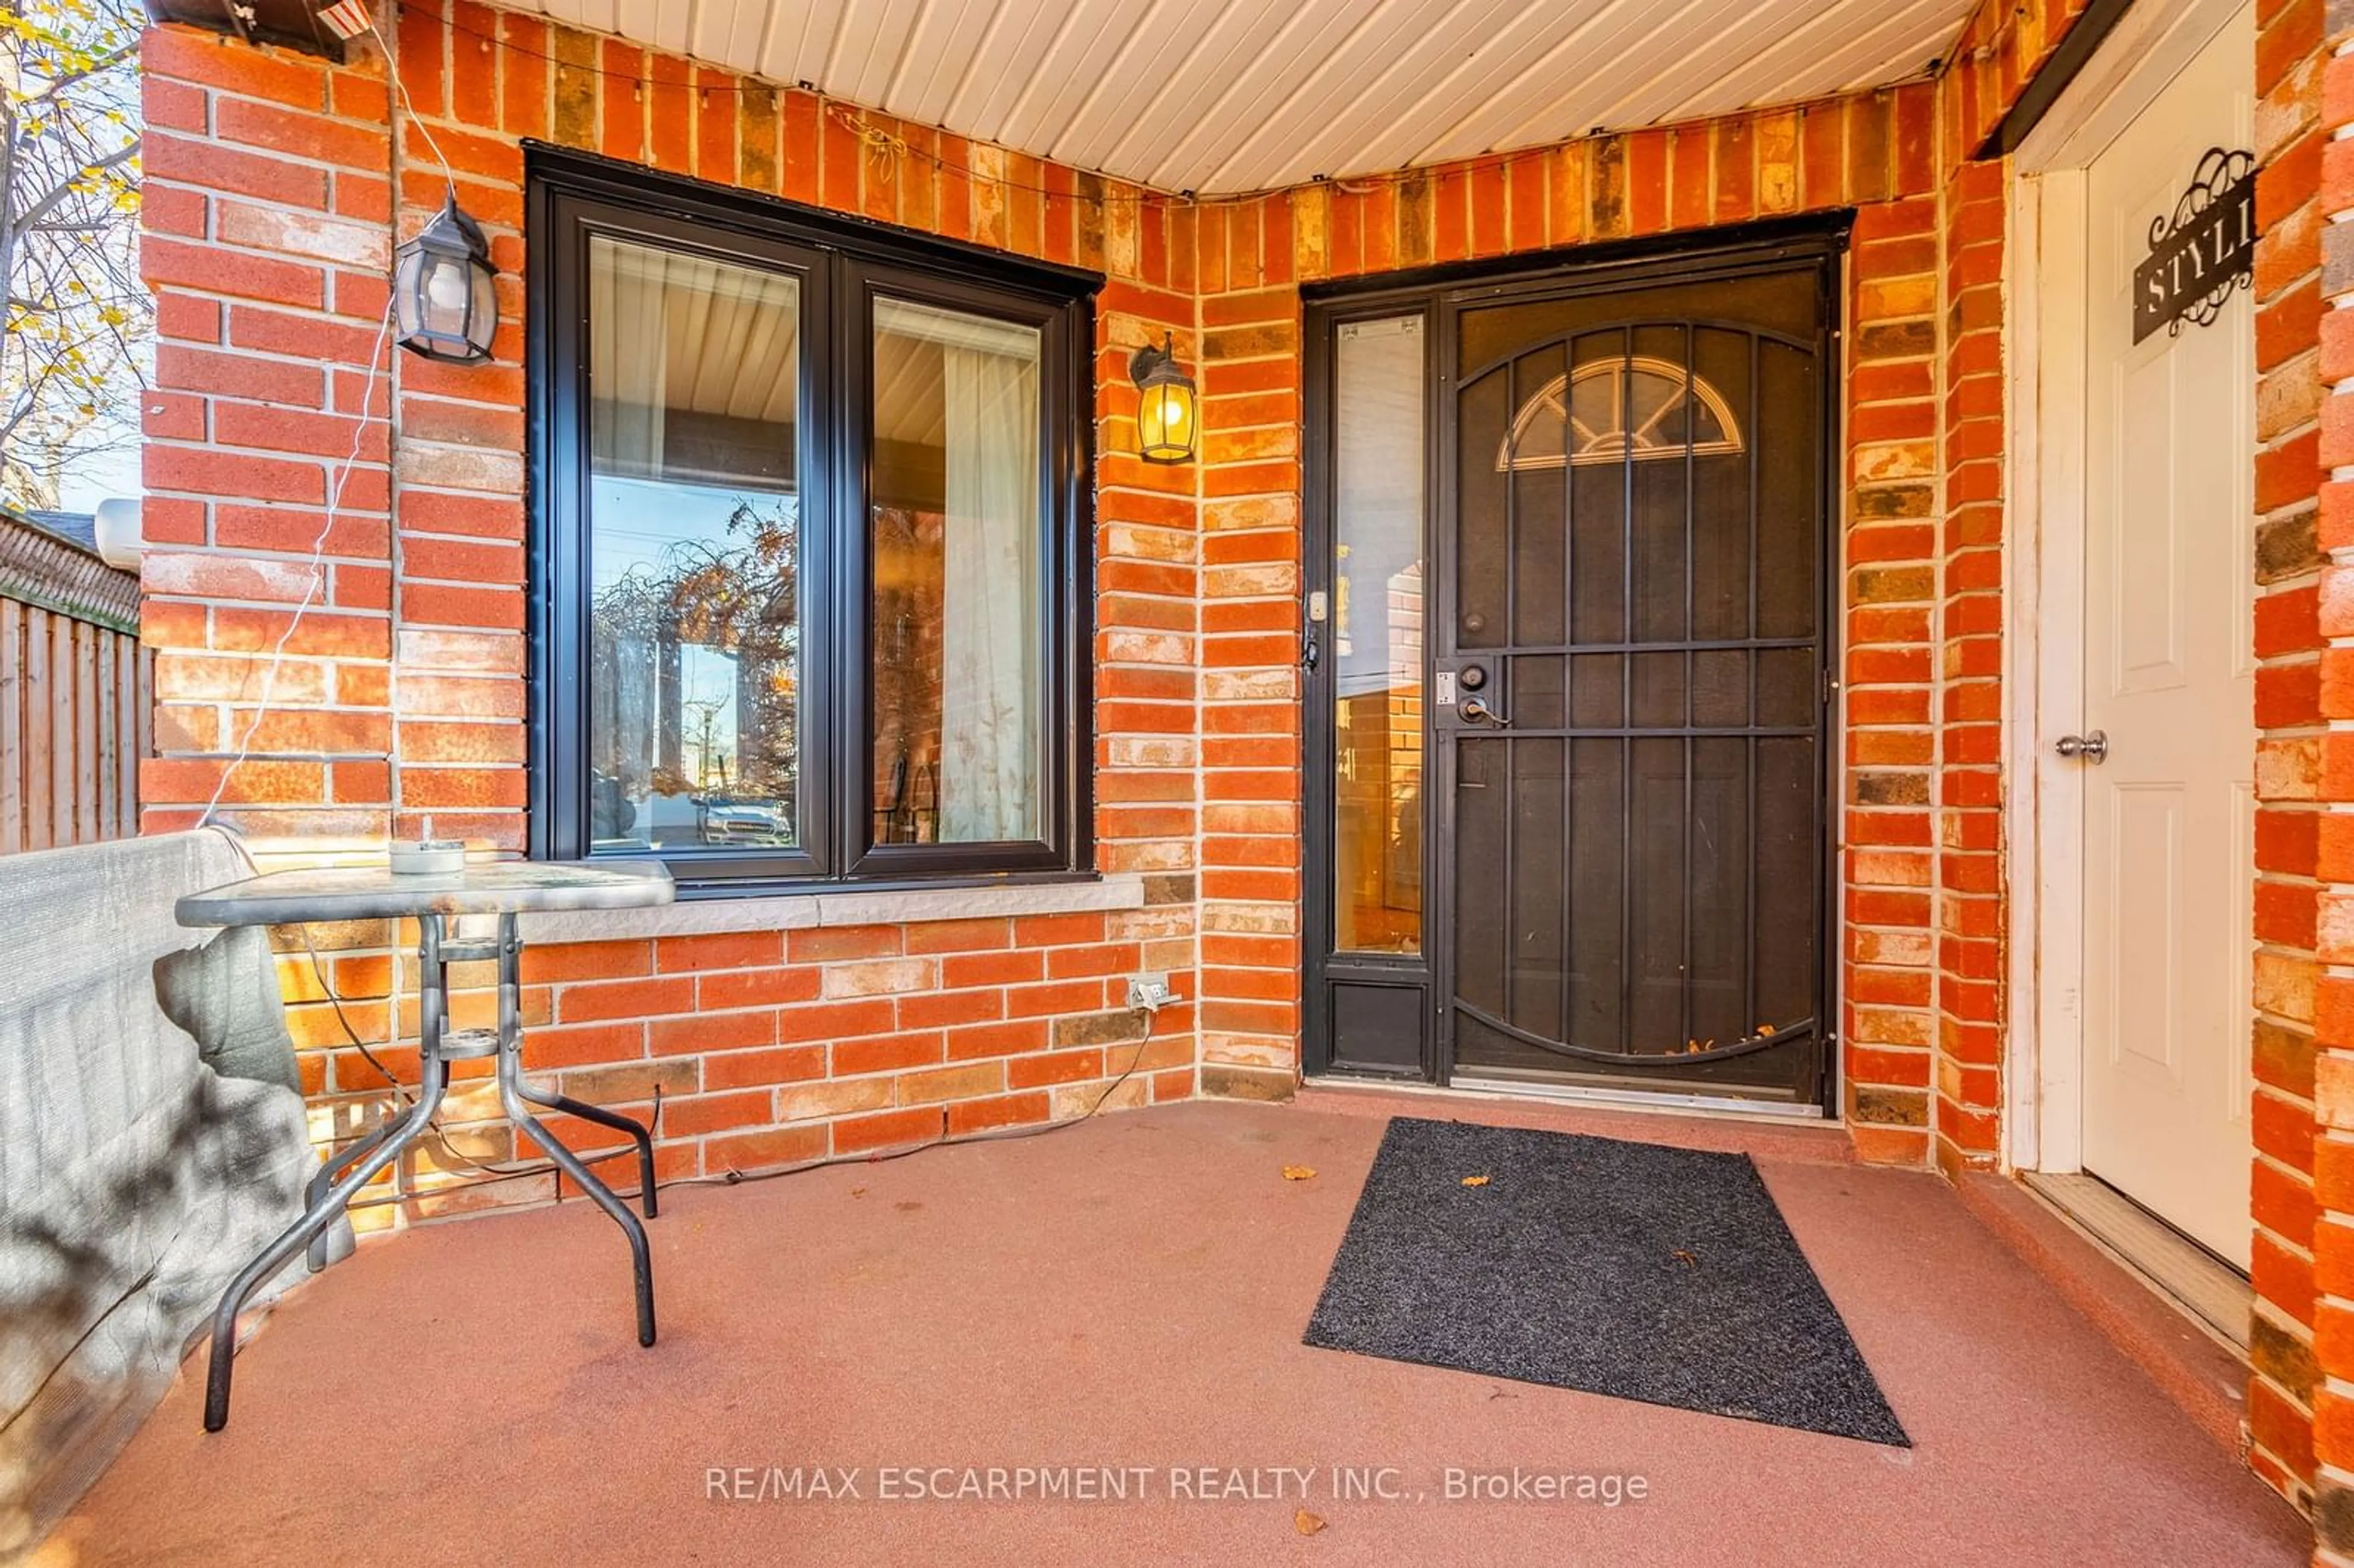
[{"x1": 1496, "y1": 353, "x2": 1744, "y2": 471}]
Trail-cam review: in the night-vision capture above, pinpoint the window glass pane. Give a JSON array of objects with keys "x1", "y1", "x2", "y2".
[
  {"x1": 1333, "y1": 315, "x2": 1425, "y2": 954},
  {"x1": 869, "y1": 297, "x2": 1043, "y2": 845},
  {"x1": 586, "y1": 235, "x2": 801, "y2": 851}
]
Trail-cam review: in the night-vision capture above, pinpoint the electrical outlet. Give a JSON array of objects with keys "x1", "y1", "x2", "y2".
[{"x1": 1126, "y1": 974, "x2": 1176, "y2": 1012}]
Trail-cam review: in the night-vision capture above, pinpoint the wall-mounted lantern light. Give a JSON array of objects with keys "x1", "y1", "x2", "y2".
[
  {"x1": 1129, "y1": 332, "x2": 1197, "y2": 463},
  {"x1": 394, "y1": 191, "x2": 499, "y2": 363}
]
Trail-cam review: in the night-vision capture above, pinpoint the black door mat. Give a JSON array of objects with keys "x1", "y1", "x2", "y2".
[{"x1": 1301, "y1": 1117, "x2": 1909, "y2": 1447}]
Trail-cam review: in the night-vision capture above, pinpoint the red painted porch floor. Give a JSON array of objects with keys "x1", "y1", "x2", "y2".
[{"x1": 59, "y1": 1095, "x2": 2303, "y2": 1567}]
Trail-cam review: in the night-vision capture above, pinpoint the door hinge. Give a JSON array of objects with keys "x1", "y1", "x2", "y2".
[{"x1": 1821, "y1": 669, "x2": 1840, "y2": 706}]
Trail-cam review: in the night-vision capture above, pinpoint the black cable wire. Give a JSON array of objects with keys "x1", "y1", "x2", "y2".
[
  {"x1": 208, "y1": 714, "x2": 1173, "y2": 1222},
  {"x1": 229, "y1": 829, "x2": 638, "y2": 1190},
  {"x1": 300, "y1": 922, "x2": 680, "y2": 1187},
  {"x1": 240, "y1": 829, "x2": 1173, "y2": 1208},
  {"x1": 340, "y1": 1012, "x2": 1164, "y2": 1211}
]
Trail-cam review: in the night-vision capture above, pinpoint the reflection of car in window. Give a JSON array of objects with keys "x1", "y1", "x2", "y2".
[{"x1": 698, "y1": 797, "x2": 792, "y2": 847}]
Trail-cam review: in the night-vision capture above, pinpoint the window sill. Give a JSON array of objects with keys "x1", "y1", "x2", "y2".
[{"x1": 516, "y1": 871, "x2": 1149, "y2": 945}]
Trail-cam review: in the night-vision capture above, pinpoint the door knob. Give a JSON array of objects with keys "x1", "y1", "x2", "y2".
[
  {"x1": 2054, "y1": 731, "x2": 2108, "y2": 763},
  {"x1": 1461, "y1": 695, "x2": 1510, "y2": 727}
]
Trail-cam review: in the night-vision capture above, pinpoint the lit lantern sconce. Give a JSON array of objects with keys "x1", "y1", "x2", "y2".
[
  {"x1": 393, "y1": 191, "x2": 499, "y2": 363},
  {"x1": 1129, "y1": 332, "x2": 1198, "y2": 463}
]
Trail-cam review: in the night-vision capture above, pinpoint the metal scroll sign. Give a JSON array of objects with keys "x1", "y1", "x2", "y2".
[{"x1": 2132, "y1": 147, "x2": 2256, "y2": 344}]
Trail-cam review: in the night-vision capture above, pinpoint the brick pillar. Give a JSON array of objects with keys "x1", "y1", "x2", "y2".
[
  {"x1": 138, "y1": 26, "x2": 399, "y2": 847},
  {"x1": 1842, "y1": 191, "x2": 1946, "y2": 1163},
  {"x1": 384, "y1": 5, "x2": 530, "y2": 847},
  {"x1": 2298, "y1": 0, "x2": 2350, "y2": 1536},
  {"x1": 1194, "y1": 196, "x2": 1306, "y2": 1102},
  {"x1": 1934, "y1": 153, "x2": 2009, "y2": 1174},
  {"x1": 1094, "y1": 267, "x2": 1207, "y2": 1090}
]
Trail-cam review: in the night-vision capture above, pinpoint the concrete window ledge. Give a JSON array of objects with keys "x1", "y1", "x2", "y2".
[{"x1": 517, "y1": 873, "x2": 1151, "y2": 945}]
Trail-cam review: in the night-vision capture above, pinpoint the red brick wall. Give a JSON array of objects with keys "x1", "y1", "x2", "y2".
[
  {"x1": 2292, "y1": 0, "x2": 2345, "y2": 1534},
  {"x1": 135, "y1": 2, "x2": 2123, "y2": 1206},
  {"x1": 1194, "y1": 268, "x2": 1308, "y2": 1094},
  {"x1": 137, "y1": 7, "x2": 1211, "y2": 1224},
  {"x1": 1932, "y1": 157, "x2": 2009, "y2": 1177},
  {"x1": 134, "y1": 2, "x2": 2020, "y2": 1206},
  {"x1": 1933, "y1": 0, "x2": 2334, "y2": 1515},
  {"x1": 1843, "y1": 185, "x2": 1947, "y2": 1165}
]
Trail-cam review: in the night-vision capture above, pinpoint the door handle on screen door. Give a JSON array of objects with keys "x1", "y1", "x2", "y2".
[{"x1": 1460, "y1": 696, "x2": 1510, "y2": 727}]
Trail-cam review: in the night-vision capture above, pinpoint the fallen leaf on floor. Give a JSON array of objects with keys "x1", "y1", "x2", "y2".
[
  {"x1": 1282, "y1": 1165, "x2": 1317, "y2": 1181},
  {"x1": 1294, "y1": 1509, "x2": 1327, "y2": 1536},
  {"x1": 1672, "y1": 1248, "x2": 1698, "y2": 1268},
  {"x1": 1460, "y1": 1174, "x2": 1491, "y2": 1187},
  {"x1": 1754, "y1": 1023, "x2": 1777, "y2": 1037},
  {"x1": 849, "y1": 1187, "x2": 866, "y2": 1198}
]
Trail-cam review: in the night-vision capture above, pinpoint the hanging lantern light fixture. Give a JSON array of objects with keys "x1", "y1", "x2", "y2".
[
  {"x1": 1129, "y1": 332, "x2": 1198, "y2": 463},
  {"x1": 393, "y1": 190, "x2": 499, "y2": 363}
]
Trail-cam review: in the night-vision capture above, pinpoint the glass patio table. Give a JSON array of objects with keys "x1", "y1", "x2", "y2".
[{"x1": 176, "y1": 857, "x2": 674, "y2": 1431}]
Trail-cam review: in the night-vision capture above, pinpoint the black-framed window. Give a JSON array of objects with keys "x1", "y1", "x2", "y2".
[{"x1": 527, "y1": 148, "x2": 1098, "y2": 893}]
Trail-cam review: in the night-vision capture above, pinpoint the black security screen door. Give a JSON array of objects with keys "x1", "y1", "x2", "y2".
[{"x1": 1438, "y1": 263, "x2": 1830, "y2": 1100}]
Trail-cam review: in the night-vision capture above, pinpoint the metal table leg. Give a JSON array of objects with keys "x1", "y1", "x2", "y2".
[
  {"x1": 204, "y1": 1049, "x2": 448, "y2": 1432},
  {"x1": 511, "y1": 1077, "x2": 660, "y2": 1218},
  {"x1": 490, "y1": 912, "x2": 657, "y2": 1216},
  {"x1": 302, "y1": 1116, "x2": 403, "y2": 1272},
  {"x1": 491, "y1": 913, "x2": 658, "y2": 1345},
  {"x1": 204, "y1": 908, "x2": 660, "y2": 1433},
  {"x1": 496, "y1": 1047, "x2": 658, "y2": 1346}
]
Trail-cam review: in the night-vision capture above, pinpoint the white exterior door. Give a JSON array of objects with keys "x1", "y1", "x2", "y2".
[{"x1": 2074, "y1": 11, "x2": 2255, "y2": 1267}]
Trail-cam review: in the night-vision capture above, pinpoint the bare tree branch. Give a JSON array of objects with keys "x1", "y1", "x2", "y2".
[
  {"x1": 11, "y1": 36, "x2": 135, "y2": 102},
  {"x1": 10, "y1": 137, "x2": 137, "y2": 232},
  {"x1": 0, "y1": 0, "x2": 145, "y2": 507}
]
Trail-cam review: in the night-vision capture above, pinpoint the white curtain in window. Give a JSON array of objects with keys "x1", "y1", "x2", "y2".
[{"x1": 939, "y1": 336, "x2": 1040, "y2": 842}]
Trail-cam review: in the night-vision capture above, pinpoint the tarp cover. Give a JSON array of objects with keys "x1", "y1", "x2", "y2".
[{"x1": 0, "y1": 829, "x2": 314, "y2": 1558}]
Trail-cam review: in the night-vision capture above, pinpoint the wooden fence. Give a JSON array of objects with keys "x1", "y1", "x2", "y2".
[{"x1": 0, "y1": 515, "x2": 150, "y2": 853}]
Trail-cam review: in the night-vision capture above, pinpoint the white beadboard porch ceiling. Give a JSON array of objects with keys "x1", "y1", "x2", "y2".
[{"x1": 512, "y1": 0, "x2": 1979, "y2": 195}]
